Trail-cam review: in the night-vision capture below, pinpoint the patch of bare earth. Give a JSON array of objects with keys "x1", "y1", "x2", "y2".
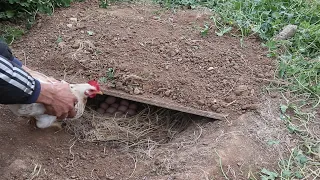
[{"x1": 0, "y1": 1, "x2": 292, "y2": 179}]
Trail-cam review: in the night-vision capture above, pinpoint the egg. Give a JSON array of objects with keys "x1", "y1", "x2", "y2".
[
  {"x1": 120, "y1": 100, "x2": 130, "y2": 106},
  {"x1": 105, "y1": 96, "x2": 117, "y2": 104},
  {"x1": 106, "y1": 107, "x2": 117, "y2": 114},
  {"x1": 111, "y1": 103, "x2": 119, "y2": 108},
  {"x1": 104, "y1": 113, "x2": 112, "y2": 117},
  {"x1": 97, "y1": 108, "x2": 105, "y2": 114},
  {"x1": 118, "y1": 105, "x2": 128, "y2": 112},
  {"x1": 127, "y1": 109, "x2": 136, "y2": 116},
  {"x1": 128, "y1": 103, "x2": 138, "y2": 110},
  {"x1": 99, "y1": 102, "x2": 109, "y2": 110}
]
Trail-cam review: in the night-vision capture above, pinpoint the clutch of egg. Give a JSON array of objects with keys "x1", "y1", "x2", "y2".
[{"x1": 96, "y1": 96, "x2": 137, "y2": 117}]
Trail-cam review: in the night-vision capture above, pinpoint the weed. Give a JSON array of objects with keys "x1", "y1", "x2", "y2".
[
  {"x1": 0, "y1": 26, "x2": 24, "y2": 45},
  {"x1": 98, "y1": 68, "x2": 115, "y2": 84},
  {"x1": 99, "y1": 0, "x2": 109, "y2": 8}
]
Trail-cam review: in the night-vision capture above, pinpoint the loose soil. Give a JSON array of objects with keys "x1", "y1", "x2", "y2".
[{"x1": 1, "y1": 1, "x2": 291, "y2": 179}]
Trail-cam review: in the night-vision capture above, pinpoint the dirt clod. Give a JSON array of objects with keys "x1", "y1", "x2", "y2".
[
  {"x1": 241, "y1": 104, "x2": 259, "y2": 110},
  {"x1": 133, "y1": 87, "x2": 142, "y2": 95},
  {"x1": 234, "y1": 85, "x2": 248, "y2": 96}
]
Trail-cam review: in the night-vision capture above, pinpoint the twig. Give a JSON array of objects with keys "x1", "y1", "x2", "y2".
[
  {"x1": 29, "y1": 163, "x2": 42, "y2": 180},
  {"x1": 127, "y1": 154, "x2": 137, "y2": 179},
  {"x1": 215, "y1": 149, "x2": 229, "y2": 180}
]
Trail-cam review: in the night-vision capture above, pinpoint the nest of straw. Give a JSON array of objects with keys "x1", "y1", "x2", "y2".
[{"x1": 64, "y1": 105, "x2": 192, "y2": 148}]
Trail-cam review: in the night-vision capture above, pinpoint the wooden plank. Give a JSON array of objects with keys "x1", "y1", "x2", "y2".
[{"x1": 101, "y1": 88, "x2": 228, "y2": 120}]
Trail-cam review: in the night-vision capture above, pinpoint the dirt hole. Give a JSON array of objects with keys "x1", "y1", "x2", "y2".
[{"x1": 64, "y1": 95, "x2": 204, "y2": 149}]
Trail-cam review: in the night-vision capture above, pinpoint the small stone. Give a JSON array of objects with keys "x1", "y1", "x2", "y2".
[
  {"x1": 241, "y1": 104, "x2": 259, "y2": 110},
  {"x1": 106, "y1": 176, "x2": 115, "y2": 180},
  {"x1": 164, "y1": 90, "x2": 171, "y2": 97},
  {"x1": 197, "y1": 100, "x2": 205, "y2": 106},
  {"x1": 270, "y1": 92, "x2": 278, "y2": 98},
  {"x1": 133, "y1": 87, "x2": 141, "y2": 95},
  {"x1": 234, "y1": 85, "x2": 248, "y2": 96},
  {"x1": 70, "y1": 175, "x2": 78, "y2": 179},
  {"x1": 58, "y1": 42, "x2": 66, "y2": 49},
  {"x1": 275, "y1": 24, "x2": 298, "y2": 40},
  {"x1": 67, "y1": 24, "x2": 73, "y2": 28},
  {"x1": 154, "y1": 159, "x2": 161, "y2": 165},
  {"x1": 79, "y1": 154, "x2": 86, "y2": 160},
  {"x1": 165, "y1": 65, "x2": 169, "y2": 70},
  {"x1": 207, "y1": 67, "x2": 214, "y2": 71},
  {"x1": 71, "y1": 41, "x2": 80, "y2": 49},
  {"x1": 37, "y1": 23, "x2": 42, "y2": 28},
  {"x1": 70, "y1": 17, "x2": 77, "y2": 21},
  {"x1": 100, "y1": 154, "x2": 106, "y2": 158},
  {"x1": 211, "y1": 104, "x2": 219, "y2": 111},
  {"x1": 224, "y1": 96, "x2": 235, "y2": 103},
  {"x1": 115, "y1": 82, "x2": 124, "y2": 90}
]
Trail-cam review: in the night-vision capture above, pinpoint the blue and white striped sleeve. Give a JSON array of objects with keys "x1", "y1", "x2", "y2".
[{"x1": 0, "y1": 41, "x2": 41, "y2": 104}]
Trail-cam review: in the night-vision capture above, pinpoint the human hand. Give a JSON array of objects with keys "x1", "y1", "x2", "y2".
[{"x1": 36, "y1": 82, "x2": 77, "y2": 119}]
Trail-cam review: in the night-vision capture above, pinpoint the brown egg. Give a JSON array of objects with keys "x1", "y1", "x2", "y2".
[
  {"x1": 106, "y1": 107, "x2": 117, "y2": 114},
  {"x1": 127, "y1": 109, "x2": 136, "y2": 116},
  {"x1": 104, "y1": 112, "x2": 112, "y2": 117},
  {"x1": 120, "y1": 100, "x2": 130, "y2": 106},
  {"x1": 111, "y1": 103, "x2": 119, "y2": 108},
  {"x1": 118, "y1": 105, "x2": 128, "y2": 112},
  {"x1": 128, "y1": 103, "x2": 138, "y2": 110},
  {"x1": 97, "y1": 108, "x2": 105, "y2": 114},
  {"x1": 105, "y1": 96, "x2": 117, "y2": 104},
  {"x1": 99, "y1": 102, "x2": 109, "y2": 110}
]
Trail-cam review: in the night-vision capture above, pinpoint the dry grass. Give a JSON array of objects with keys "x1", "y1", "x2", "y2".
[{"x1": 64, "y1": 105, "x2": 192, "y2": 149}]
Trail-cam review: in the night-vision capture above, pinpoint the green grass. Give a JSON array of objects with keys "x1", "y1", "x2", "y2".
[
  {"x1": 154, "y1": 0, "x2": 320, "y2": 179},
  {"x1": 0, "y1": 25, "x2": 24, "y2": 45}
]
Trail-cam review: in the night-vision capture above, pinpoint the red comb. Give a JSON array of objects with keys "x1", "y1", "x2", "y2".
[{"x1": 88, "y1": 80, "x2": 100, "y2": 91}]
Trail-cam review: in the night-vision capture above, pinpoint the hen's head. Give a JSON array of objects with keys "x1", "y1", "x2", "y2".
[
  {"x1": 70, "y1": 80, "x2": 103, "y2": 99},
  {"x1": 85, "y1": 80, "x2": 102, "y2": 98}
]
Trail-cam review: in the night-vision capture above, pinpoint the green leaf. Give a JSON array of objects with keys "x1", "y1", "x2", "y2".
[
  {"x1": 5, "y1": 11, "x2": 15, "y2": 18},
  {"x1": 261, "y1": 168, "x2": 278, "y2": 180},
  {"x1": 267, "y1": 140, "x2": 280, "y2": 145},
  {"x1": 216, "y1": 26, "x2": 232, "y2": 36},
  {"x1": 280, "y1": 105, "x2": 288, "y2": 113},
  {"x1": 200, "y1": 24, "x2": 209, "y2": 37},
  {"x1": 98, "y1": 77, "x2": 107, "y2": 84},
  {"x1": 294, "y1": 171, "x2": 304, "y2": 179},
  {"x1": 87, "y1": 31, "x2": 94, "y2": 36},
  {"x1": 295, "y1": 154, "x2": 308, "y2": 165},
  {"x1": 282, "y1": 170, "x2": 292, "y2": 178},
  {"x1": 56, "y1": 36, "x2": 63, "y2": 43}
]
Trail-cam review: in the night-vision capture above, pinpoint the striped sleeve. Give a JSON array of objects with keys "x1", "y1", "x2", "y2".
[{"x1": 0, "y1": 42, "x2": 41, "y2": 104}]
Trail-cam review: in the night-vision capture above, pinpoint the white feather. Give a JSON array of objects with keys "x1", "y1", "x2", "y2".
[{"x1": 6, "y1": 69, "x2": 96, "y2": 129}]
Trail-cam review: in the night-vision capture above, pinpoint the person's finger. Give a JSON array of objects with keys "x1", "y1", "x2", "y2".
[
  {"x1": 68, "y1": 109, "x2": 77, "y2": 118},
  {"x1": 57, "y1": 112, "x2": 68, "y2": 120},
  {"x1": 44, "y1": 106, "x2": 55, "y2": 116}
]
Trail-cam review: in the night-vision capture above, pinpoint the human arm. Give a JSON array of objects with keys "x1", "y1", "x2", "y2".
[{"x1": 0, "y1": 41, "x2": 76, "y2": 119}]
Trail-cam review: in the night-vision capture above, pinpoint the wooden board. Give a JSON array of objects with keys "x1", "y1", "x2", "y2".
[{"x1": 101, "y1": 88, "x2": 228, "y2": 120}]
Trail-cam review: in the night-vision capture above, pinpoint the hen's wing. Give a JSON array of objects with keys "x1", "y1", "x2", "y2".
[{"x1": 7, "y1": 103, "x2": 46, "y2": 117}]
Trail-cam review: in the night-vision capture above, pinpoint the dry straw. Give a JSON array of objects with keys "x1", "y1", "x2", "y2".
[{"x1": 64, "y1": 105, "x2": 192, "y2": 149}]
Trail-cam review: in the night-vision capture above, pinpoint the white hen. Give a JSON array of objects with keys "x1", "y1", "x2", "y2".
[{"x1": 7, "y1": 68, "x2": 102, "y2": 129}]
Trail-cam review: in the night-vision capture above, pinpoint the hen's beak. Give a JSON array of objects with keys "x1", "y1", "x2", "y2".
[{"x1": 95, "y1": 91, "x2": 103, "y2": 95}]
